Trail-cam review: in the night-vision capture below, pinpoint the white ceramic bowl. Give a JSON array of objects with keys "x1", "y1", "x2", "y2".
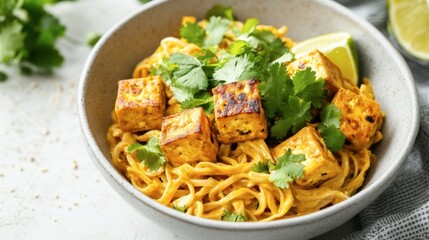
[{"x1": 78, "y1": 0, "x2": 419, "y2": 239}]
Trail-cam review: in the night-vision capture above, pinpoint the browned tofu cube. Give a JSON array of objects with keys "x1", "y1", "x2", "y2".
[
  {"x1": 287, "y1": 50, "x2": 344, "y2": 98},
  {"x1": 212, "y1": 79, "x2": 268, "y2": 144},
  {"x1": 115, "y1": 76, "x2": 166, "y2": 132},
  {"x1": 272, "y1": 126, "x2": 340, "y2": 187},
  {"x1": 160, "y1": 107, "x2": 218, "y2": 166},
  {"x1": 332, "y1": 88, "x2": 381, "y2": 150}
]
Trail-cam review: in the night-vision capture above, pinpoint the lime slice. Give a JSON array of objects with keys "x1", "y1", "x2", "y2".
[
  {"x1": 388, "y1": 0, "x2": 429, "y2": 62},
  {"x1": 291, "y1": 32, "x2": 359, "y2": 86}
]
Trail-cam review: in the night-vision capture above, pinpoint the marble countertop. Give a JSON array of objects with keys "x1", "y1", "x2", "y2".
[{"x1": 1, "y1": 1, "x2": 427, "y2": 239}]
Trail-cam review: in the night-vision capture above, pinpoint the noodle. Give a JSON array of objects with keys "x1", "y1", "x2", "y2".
[{"x1": 107, "y1": 13, "x2": 384, "y2": 222}]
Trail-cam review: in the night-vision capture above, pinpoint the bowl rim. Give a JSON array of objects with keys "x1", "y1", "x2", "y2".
[{"x1": 78, "y1": 0, "x2": 420, "y2": 230}]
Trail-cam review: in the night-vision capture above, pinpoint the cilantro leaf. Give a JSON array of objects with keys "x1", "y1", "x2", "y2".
[
  {"x1": 180, "y1": 22, "x2": 206, "y2": 46},
  {"x1": 181, "y1": 91, "x2": 214, "y2": 114},
  {"x1": 252, "y1": 162, "x2": 269, "y2": 174},
  {"x1": 170, "y1": 53, "x2": 208, "y2": 92},
  {"x1": 318, "y1": 104, "x2": 345, "y2": 152},
  {"x1": 270, "y1": 96, "x2": 312, "y2": 139},
  {"x1": 319, "y1": 125, "x2": 345, "y2": 152},
  {"x1": 320, "y1": 103, "x2": 342, "y2": 127},
  {"x1": 269, "y1": 149, "x2": 305, "y2": 189},
  {"x1": 195, "y1": 48, "x2": 218, "y2": 64},
  {"x1": 127, "y1": 137, "x2": 167, "y2": 171},
  {"x1": 221, "y1": 209, "x2": 247, "y2": 222},
  {"x1": 260, "y1": 64, "x2": 326, "y2": 140},
  {"x1": 291, "y1": 68, "x2": 326, "y2": 108},
  {"x1": 205, "y1": 5, "x2": 234, "y2": 20},
  {"x1": 272, "y1": 51, "x2": 294, "y2": 64},
  {"x1": 242, "y1": 18, "x2": 259, "y2": 34},
  {"x1": 213, "y1": 54, "x2": 256, "y2": 83},
  {"x1": 227, "y1": 40, "x2": 253, "y2": 56},
  {"x1": 250, "y1": 29, "x2": 289, "y2": 61},
  {"x1": 0, "y1": 20, "x2": 25, "y2": 63},
  {"x1": 0, "y1": 0, "x2": 67, "y2": 75},
  {"x1": 259, "y1": 62, "x2": 292, "y2": 118},
  {"x1": 180, "y1": 16, "x2": 229, "y2": 47},
  {"x1": 205, "y1": 16, "x2": 229, "y2": 46}
]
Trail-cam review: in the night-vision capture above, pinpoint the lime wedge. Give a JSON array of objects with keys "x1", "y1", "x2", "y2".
[
  {"x1": 291, "y1": 32, "x2": 359, "y2": 86},
  {"x1": 388, "y1": 0, "x2": 429, "y2": 62}
]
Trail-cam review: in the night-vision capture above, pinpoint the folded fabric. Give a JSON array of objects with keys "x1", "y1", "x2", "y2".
[{"x1": 344, "y1": 105, "x2": 429, "y2": 239}]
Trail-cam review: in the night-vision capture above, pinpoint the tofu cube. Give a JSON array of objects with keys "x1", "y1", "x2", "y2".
[
  {"x1": 287, "y1": 50, "x2": 344, "y2": 98},
  {"x1": 115, "y1": 76, "x2": 166, "y2": 132},
  {"x1": 272, "y1": 126, "x2": 340, "y2": 187},
  {"x1": 212, "y1": 79, "x2": 268, "y2": 144},
  {"x1": 160, "y1": 107, "x2": 218, "y2": 166},
  {"x1": 332, "y1": 88, "x2": 381, "y2": 150}
]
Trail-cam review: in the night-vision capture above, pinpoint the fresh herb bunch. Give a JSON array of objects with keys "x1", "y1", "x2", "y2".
[
  {"x1": 0, "y1": 0, "x2": 74, "y2": 79},
  {"x1": 151, "y1": 5, "x2": 345, "y2": 152}
]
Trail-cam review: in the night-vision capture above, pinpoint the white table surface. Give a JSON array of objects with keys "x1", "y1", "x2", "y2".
[{"x1": 2, "y1": 0, "x2": 417, "y2": 239}]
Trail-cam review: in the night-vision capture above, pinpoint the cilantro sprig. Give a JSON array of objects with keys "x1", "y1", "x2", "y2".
[
  {"x1": 268, "y1": 149, "x2": 305, "y2": 189},
  {"x1": 180, "y1": 16, "x2": 229, "y2": 47},
  {"x1": 318, "y1": 104, "x2": 346, "y2": 152},
  {"x1": 260, "y1": 65, "x2": 326, "y2": 139},
  {"x1": 0, "y1": 0, "x2": 72, "y2": 77},
  {"x1": 127, "y1": 137, "x2": 167, "y2": 171},
  {"x1": 252, "y1": 149, "x2": 306, "y2": 189}
]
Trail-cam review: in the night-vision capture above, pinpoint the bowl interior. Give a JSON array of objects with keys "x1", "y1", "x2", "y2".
[{"x1": 79, "y1": 0, "x2": 418, "y2": 228}]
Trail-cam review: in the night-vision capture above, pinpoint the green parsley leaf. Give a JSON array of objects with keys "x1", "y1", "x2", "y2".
[
  {"x1": 221, "y1": 209, "x2": 247, "y2": 222},
  {"x1": 85, "y1": 32, "x2": 102, "y2": 47},
  {"x1": 291, "y1": 68, "x2": 326, "y2": 108},
  {"x1": 127, "y1": 137, "x2": 167, "y2": 171},
  {"x1": 138, "y1": 0, "x2": 151, "y2": 3},
  {"x1": 205, "y1": 5, "x2": 234, "y2": 21},
  {"x1": 269, "y1": 149, "x2": 305, "y2": 189},
  {"x1": 252, "y1": 162, "x2": 269, "y2": 174},
  {"x1": 180, "y1": 22, "x2": 206, "y2": 46},
  {"x1": 318, "y1": 104, "x2": 345, "y2": 152}
]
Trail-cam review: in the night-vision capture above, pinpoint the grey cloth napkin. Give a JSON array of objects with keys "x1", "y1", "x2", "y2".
[{"x1": 336, "y1": 0, "x2": 429, "y2": 239}]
